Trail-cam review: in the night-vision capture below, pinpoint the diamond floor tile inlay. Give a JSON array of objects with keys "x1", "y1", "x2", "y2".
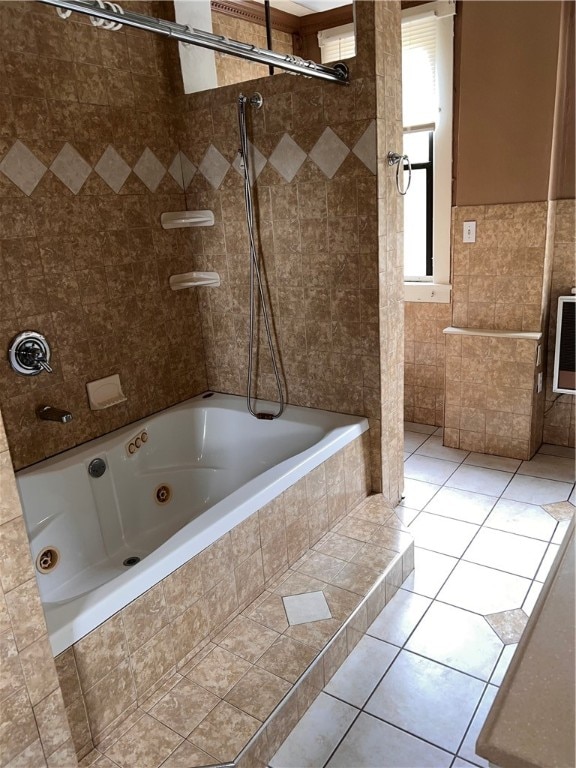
[{"x1": 282, "y1": 591, "x2": 332, "y2": 626}]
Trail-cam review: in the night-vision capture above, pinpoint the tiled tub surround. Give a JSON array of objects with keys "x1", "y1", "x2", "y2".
[
  {"x1": 55, "y1": 486, "x2": 415, "y2": 765},
  {"x1": 18, "y1": 393, "x2": 369, "y2": 654},
  {"x1": 0, "y1": 0, "x2": 405, "y2": 510},
  {"x1": 0, "y1": 0, "x2": 208, "y2": 471},
  {"x1": 178, "y1": 0, "x2": 404, "y2": 502},
  {"x1": 443, "y1": 329, "x2": 542, "y2": 460},
  {"x1": 0, "y1": 411, "x2": 77, "y2": 767},
  {"x1": 543, "y1": 198, "x2": 576, "y2": 447}
]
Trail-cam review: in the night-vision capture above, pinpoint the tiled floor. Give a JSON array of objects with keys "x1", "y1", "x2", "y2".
[{"x1": 271, "y1": 426, "x2": 575, "y2": 768}]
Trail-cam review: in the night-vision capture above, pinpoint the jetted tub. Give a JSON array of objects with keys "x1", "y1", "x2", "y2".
[{"x1": 16, "y1": 392, "x2": 368, "y2": 655}]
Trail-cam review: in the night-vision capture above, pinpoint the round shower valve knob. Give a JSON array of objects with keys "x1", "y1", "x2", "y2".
[{"x1": 8, "y1": 331, "x2": 53, "y2": 376}]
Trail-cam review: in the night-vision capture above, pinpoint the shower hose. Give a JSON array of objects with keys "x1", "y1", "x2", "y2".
[{"x1": 237, "y1": 94, "x2": 285, "y2": 420}]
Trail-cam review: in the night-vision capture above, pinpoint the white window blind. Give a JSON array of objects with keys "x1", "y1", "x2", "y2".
[
  {"x1": 317, "y1": 23, "x2": 355, "y2": 64},
  {"x1": 402, "y1": 16, "x2": 437, "y2": 129}
]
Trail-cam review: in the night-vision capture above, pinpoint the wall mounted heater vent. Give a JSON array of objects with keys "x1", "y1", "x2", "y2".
[{"x1": 553, "y1": 295, "x2": 575, "y2": 394}]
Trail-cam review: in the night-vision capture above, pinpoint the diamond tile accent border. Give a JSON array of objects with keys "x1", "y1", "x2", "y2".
[
  {"x1": 180, "y1": 152, "x2": 197, "y2": 190},
  {"x1": 50, "y1": 142, "x2": 92, "y2": 194},
  {"x1": 353, "y1": 120, "x2": 377, "y2": 175},
  {"x1": 95, "y1": 145, "x2": 131, "y2": 193},
  {"x1": 133, "y1": 148, "x2": 166, "y2": 193},
  {"x1": 269, "y1": 133, "x2": 307, "y2": 183},
  {"x1": 199, "y1": 144, "x2": 230, "y2": 190},
  {"x1": 168, "y1": 153, "x2": 184, "y2": 189},
  {"x1": 0, "y1": 140, "x2": 47, "y2": 196},
  {"x1": 0, "y1": 124, "x2": 377, "y2": 200},
  {"x1": 309, "y1": 127, "x2": 350, "y2": 179},
  {"x1": 232, "y1": 141, "x2": 267, "y2": 185}
]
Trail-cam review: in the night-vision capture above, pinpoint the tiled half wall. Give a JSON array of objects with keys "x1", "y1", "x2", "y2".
[
  {"x1": 405, "y1": 199, "x2": 575, "y2": 453},
  {"x1": 0, "y1": 411, "x2": 77, "y2": 767},
  {"x1": 55, "y1": 434, "x2": 371, "y2": 760},
  {"x1": 543, "y1": 199, "x2": 575, "y2": 447}
]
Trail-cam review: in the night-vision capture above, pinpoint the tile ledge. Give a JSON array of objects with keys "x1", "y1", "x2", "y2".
[{"x1": 443, "y1": 326, "x2": 543, "y2": 340}]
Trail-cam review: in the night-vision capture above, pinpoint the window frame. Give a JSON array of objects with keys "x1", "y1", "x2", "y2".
[
  {"x1": 403, "y1": 129, "x2": 434, "y2": 280},
  {"x1": 402, "y1": 0, "x2": 455, "y2": 304}
]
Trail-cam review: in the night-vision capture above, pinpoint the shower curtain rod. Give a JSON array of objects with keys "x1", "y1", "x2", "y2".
[{"x1": 37, "y1": 0, "x2": 350, "y2": 84}]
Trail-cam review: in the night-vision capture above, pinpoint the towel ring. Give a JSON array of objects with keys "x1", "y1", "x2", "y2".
[{"x1": 387, "y1": 151, "x2": 412, "y2": 196}]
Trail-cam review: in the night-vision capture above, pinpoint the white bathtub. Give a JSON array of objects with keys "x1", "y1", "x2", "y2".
[{"x1": 17, "y1": 392, "x2": 368, "y2": 655}]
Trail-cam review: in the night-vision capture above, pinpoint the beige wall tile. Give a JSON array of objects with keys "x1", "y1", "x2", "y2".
[
  {"x1": 34, "y1": 688, "x2": 71, "y2": 757},
  {"x1": 0, "y1": 687, "x2": 41, "y2": 765},
  {"x1": 121, "y1": 583, "x2": 168, "y2": 655},
  {"x1": 74, "y1": 614, "x2": 128, "y2": 691},
  {"x1": 171, "y1": 598, "x2": 211, "y2": 665},
  {"x1": 0, "y1": 630, "x2": 25, "y2": 703},
  {"x1": 161, "y1": 556, "x2": 203, "y2": 623},
  {"x1": 4, "y1": 577, "x2": 47, "y2": 651},
  {"x1": 84, "y1": 660, "x2": 136, "y2": 738},
  {"x1": 130, "y1": 625, "x2": 176, "y2": 699},
  {"x1": 234, "y1": 549, "x2": 265, "y2": 607},
  {"x1": 0, "y1": 452, "x2": 21, "y2": 526},
  {"x1": 18, "y1": 635, "x2": 60, "y2": 706}
]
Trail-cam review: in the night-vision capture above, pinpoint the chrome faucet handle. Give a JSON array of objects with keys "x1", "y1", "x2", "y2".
[
  {"x1": 37, "y1": 358, "x2": 53, "y2": 373},
  {"x1": 8, "y1": 331, "x2": 53, "y2": 376}
]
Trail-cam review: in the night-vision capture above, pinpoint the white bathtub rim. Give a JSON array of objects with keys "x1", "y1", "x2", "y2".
[{"x1": 21, "y1": 394, "x2": 368, "y2": 655}]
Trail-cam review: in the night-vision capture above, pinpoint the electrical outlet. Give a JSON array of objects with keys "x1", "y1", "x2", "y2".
[
  {"x1": 536, "y1": 344, "x2": 542, "y2": 366},
  {"x1": 537, "y1": 372, "x2": 543, "y2": 393},
  {"x1": 463, "y1": 221, "x2": 476, "y2": 243}
]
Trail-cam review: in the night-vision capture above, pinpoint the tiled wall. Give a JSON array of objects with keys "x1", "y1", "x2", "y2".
[
  {"x1": 55, "y1": 434, "x2": 370, "y2": 759},
  {"x1": 211, "y1": 11, "x2": 294, "y2": 87},
  {"x1": 0, "y1": 2, "x2": 406, "y2": 760},
  {"x1": 374, "y1": 0, "x2": 404, "y2": 505},
  {"x1": 439, "y1": 200, "x2": 553, "y2": 459},
  {"x1": 177, "y1": 2, "x2": 395, "y2": 494},
  {"x1": 0, "y1": 1, "x2": 207, "y2": 470},
  {"x1": 444, "y1": 332, "x2": 540, "y2": 458},
  {"x1": 404, "y1": 302, "x2": 450, "y2": 427},
  {"x1": 0, "y1": 411, "x2": 78, "y2": 767},
  {"x1": 451, "y1": 202, "x2": 548, "y2": 331},
  {"x1": 543, "y1": 199, "x2": 576, "y2": 446}
]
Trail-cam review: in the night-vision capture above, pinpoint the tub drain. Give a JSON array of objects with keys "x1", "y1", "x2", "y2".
[
  {"x1": 36, "y1": 547, "x2": 59, "y2": 574},
  {"x1": 123, "y1": 556, "x2": 141, "y2": 567},
  {"x1": 155, "y1": 484, "x2": 172, "y2": 505}
]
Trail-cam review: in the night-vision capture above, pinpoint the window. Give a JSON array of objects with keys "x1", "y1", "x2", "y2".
[
  {"x1": 402, "y1": 1, "x2": 455, "y2": 302},
  {"x1": 317, "y1": 23, "x2": 355, "y2": 64}
]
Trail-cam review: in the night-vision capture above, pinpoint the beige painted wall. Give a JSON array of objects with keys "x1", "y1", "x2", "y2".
[
  {"x1": 453, "y1": 0, "x2": 562, "y2": 206},
  {"x1": 406, "y1": 1, "x2": 574, "y2": 433}
]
